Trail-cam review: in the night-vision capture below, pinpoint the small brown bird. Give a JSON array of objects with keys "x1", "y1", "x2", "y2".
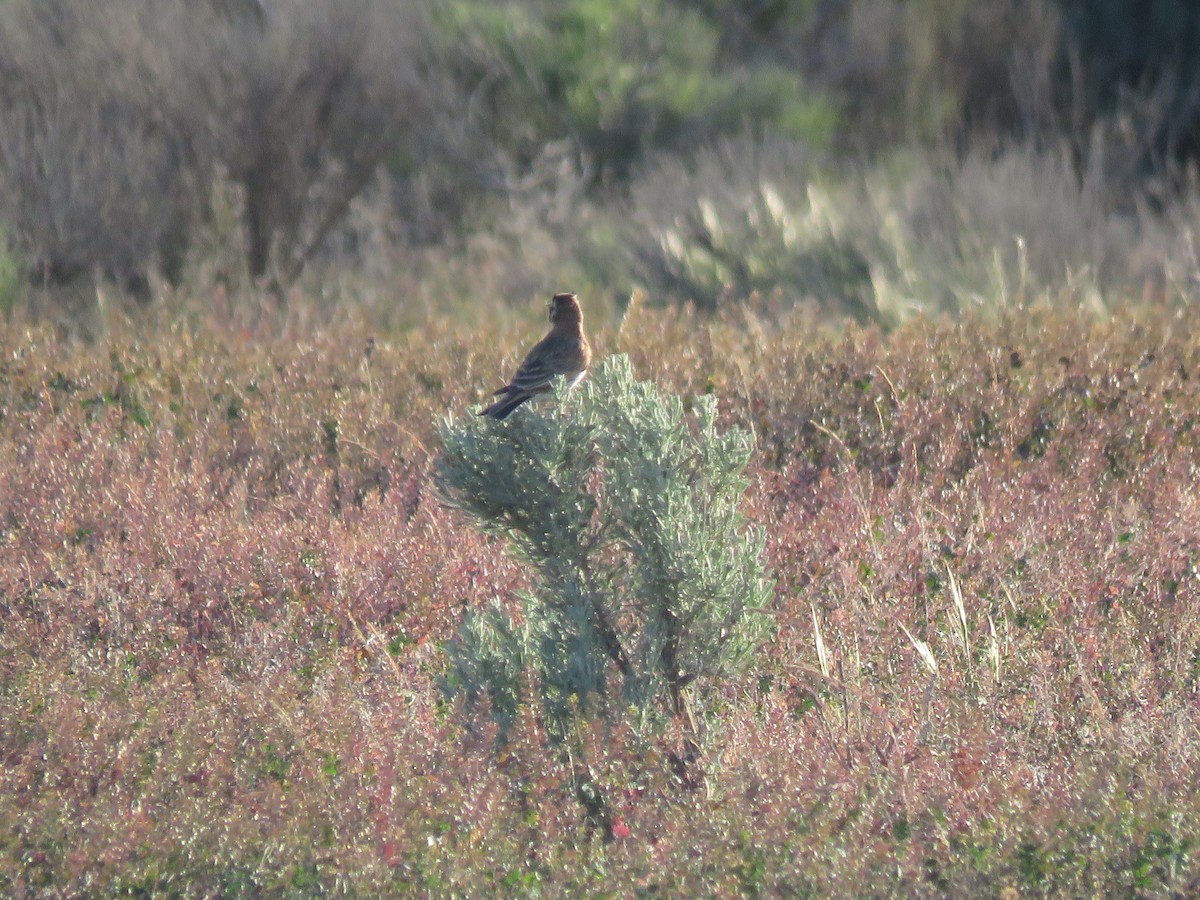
[{"x1": 479, "y1": 292, "x2": 592, "y2": 420}]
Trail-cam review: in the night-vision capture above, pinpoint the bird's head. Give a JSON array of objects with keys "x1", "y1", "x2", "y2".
[{"x1": 548, "y1": 292, "x2": 581, "y2": 325}]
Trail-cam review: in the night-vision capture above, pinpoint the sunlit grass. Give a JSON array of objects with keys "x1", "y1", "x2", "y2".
[{"x1": 2, "y1": 290, "x2": 1199, "y2": 894}]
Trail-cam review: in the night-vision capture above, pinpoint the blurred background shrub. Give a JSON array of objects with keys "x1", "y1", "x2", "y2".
[
  {"x1": 0, "y1": 0, "x2": 437, "y2": 306},
  {"x1": 3, "y1": 0, "x2": 1200, "y2": 325}
]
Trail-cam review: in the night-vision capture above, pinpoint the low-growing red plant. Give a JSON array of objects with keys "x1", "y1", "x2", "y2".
[{"x1": 2, "y1": 303, "x2": 1199, "y2": 894}]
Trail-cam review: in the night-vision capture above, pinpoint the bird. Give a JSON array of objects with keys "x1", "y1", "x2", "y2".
[{"x1": 478, "y1": 292, "x2": 592, "y2": 420}]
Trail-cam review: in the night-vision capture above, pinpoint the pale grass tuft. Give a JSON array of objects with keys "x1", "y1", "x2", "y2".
[
  {"x1": 987, "y1": 614, "x2": 1003, "y2": 684},
  {"x1": 947, "y1": 564, "x2": 969, "y2": 662},
  {"x1": 898, "y1": 620, "x2": 938, "y2": 676},
  {"x1": 811, "y1": 603, "x2": 830, "y2": 680}
]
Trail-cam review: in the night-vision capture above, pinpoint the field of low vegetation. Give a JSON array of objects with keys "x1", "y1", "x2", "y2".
[
  {"x1": 4, "y1": 300, "x2": 1200, "y2": 894},
  {"x1": 3, "y1": 0, "x2": 1200, "y2": 895}
]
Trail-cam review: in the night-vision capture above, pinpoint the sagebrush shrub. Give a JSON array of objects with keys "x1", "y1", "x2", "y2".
[{"x1": 437, "y1": 354, "x2": 774, "y2": 744}]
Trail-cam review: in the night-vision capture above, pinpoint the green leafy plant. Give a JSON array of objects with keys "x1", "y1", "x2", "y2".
[
  {"x1": 437, "y1": 354, "x2": 774, "y2": 752},
  {"x1": 0, "y1": 228, "x2": 22, "y2": 318},
  {"x1": 442, "y1": 0, "x2": 834, "y2": 180}
]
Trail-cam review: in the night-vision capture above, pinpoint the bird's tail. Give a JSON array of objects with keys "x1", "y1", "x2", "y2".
[{"x1": 478, "y1": 391, "x2": 533, "y2": 420}]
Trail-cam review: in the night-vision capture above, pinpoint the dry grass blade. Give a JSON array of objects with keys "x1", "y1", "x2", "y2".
[
  {"x1": 811, "y1": 603, "x2": 831, "y2": 679},
  {"x1": 987, "y1": 614, "x2": 1002, "y2": 684},
  {"x1": 947, "y1": 564, "x2": 969, "y2": 661},
  {"x1": 898, "y1": 620, "x2": 938, "y2": 676}
]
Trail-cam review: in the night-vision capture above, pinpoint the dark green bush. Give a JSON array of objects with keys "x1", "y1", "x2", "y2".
[{"x1": 441, "y1": 0, "x2": 835, "y2": 182}]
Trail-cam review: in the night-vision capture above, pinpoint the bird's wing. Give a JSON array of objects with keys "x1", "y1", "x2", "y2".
[
  {"x1": 508, "y1": 360, "x2": 556, "y2": 392},
  {"x1": 506, "y1": 340, "x2": 562, "y2": 392}
]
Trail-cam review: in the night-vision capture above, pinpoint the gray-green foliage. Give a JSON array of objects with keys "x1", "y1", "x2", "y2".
[
  {"x1": 626, "y1": 140, "x2": 881, "y2": 322},
  {"x1": 437, "y1": 354, "x2": 773, "y2": 736}
]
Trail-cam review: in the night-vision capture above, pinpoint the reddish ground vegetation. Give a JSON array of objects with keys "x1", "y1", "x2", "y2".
[{"x1": 2, "y1": 301, "x2": 1199, "y2": 894}]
